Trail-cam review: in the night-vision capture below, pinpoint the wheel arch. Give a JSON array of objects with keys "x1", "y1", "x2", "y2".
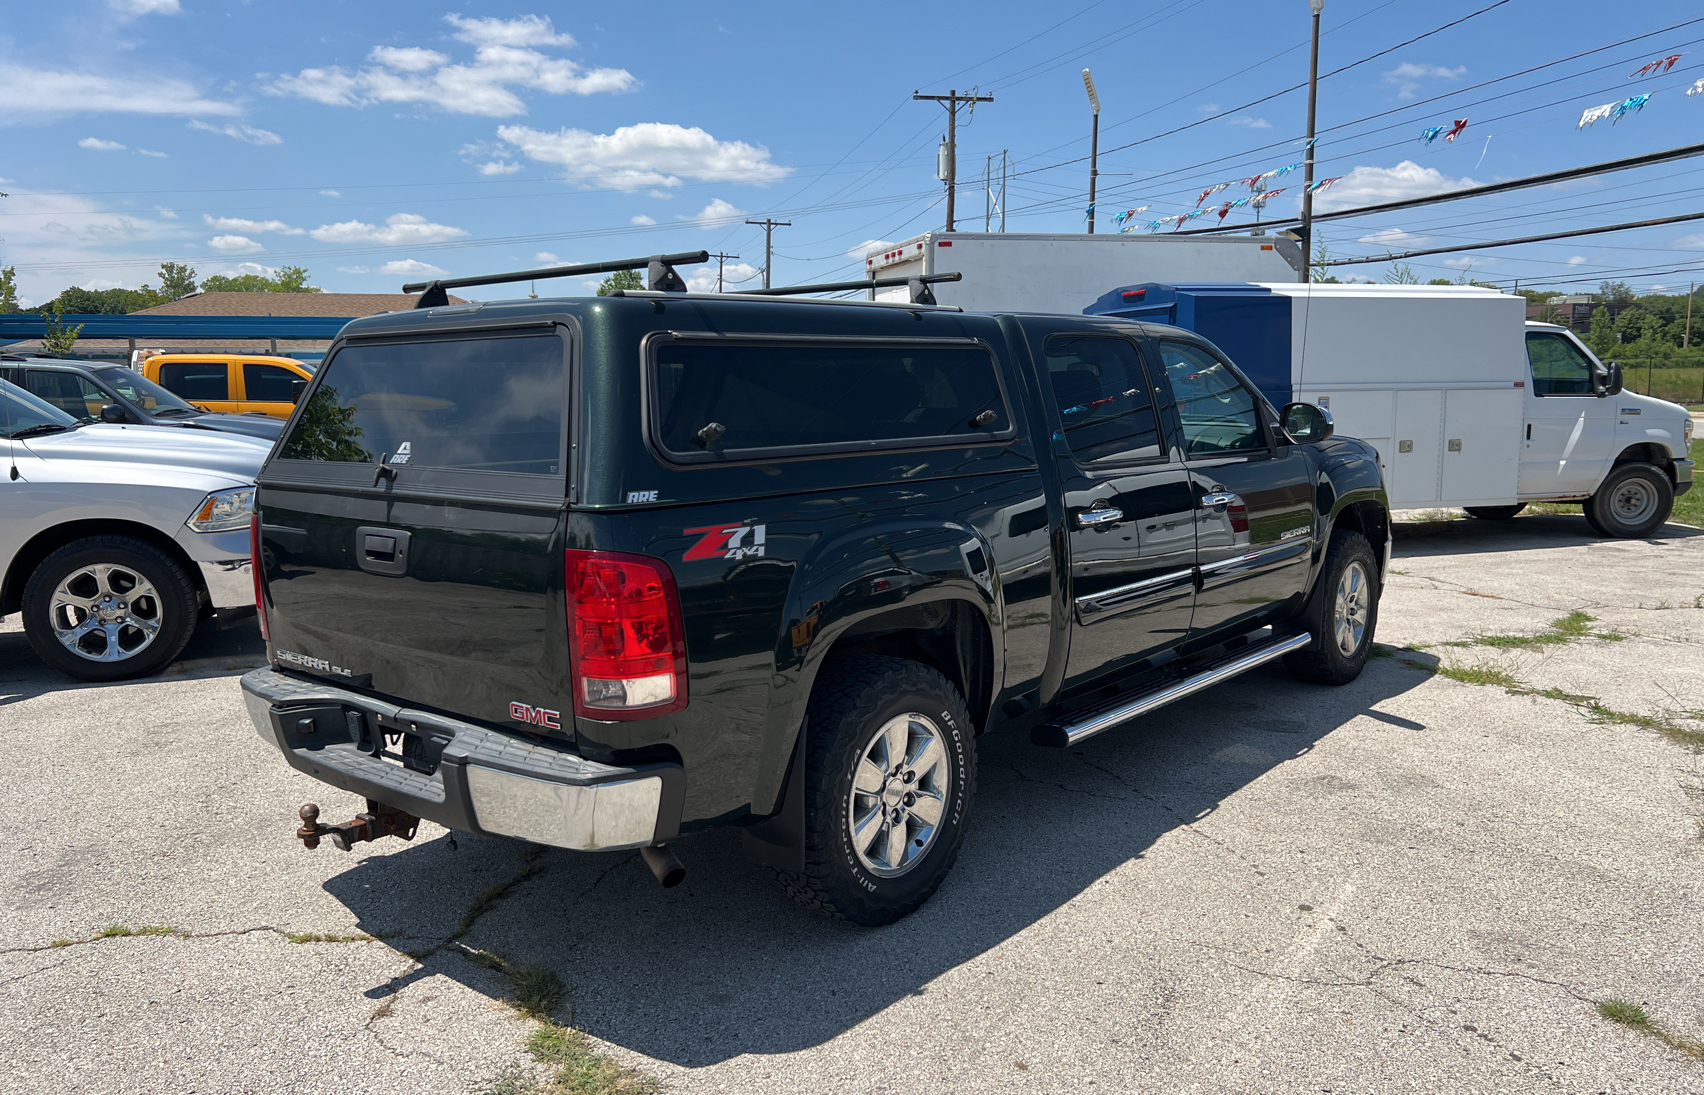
[
  {"x1": 1613, "y1": 442, "x2": 1675, "y2": 480},
  {"x1": 1, "y1": 520, "x2": 207, "y2": 617}
]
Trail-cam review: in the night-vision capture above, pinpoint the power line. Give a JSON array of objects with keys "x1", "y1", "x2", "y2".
[
  {"x1": 913, "y1": 89, "x2": 995, "y2": 231},
  {"x1": 745, "y1": 219, "x2": 791, "y2": 290},
  {"x1": 1321, "y1": 210, "x2": 1704, "y2": 268}
]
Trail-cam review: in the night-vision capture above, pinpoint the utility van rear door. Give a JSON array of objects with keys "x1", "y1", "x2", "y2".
[{"x1": 255, "y1": 326, "x2": 572, "y2": 731}]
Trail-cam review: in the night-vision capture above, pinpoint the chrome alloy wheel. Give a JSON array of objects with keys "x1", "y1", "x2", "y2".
[
  {"x1": 848, "y1": 713, "x2": 952, "y2": 878},
  {"x1": 49, "y1": 563, "x2": 163, "y2": 662},
  {"x1": 1609, "y1": 478, "x2": 1659, "y2": 526},
  {"x1": 1333, "y1": 560, "x2": 1370, "y2": 657}
]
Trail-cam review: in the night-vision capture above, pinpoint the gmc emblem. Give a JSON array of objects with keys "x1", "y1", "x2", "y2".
[{"x1": 508, "y1": 702, "x2": 561, "y2": 730}]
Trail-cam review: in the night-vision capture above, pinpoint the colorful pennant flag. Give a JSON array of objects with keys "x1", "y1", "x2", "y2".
[
  {"x1": 1630, "y1": 55, "x2": 1682, "y2": 78},
  {"x1": 1611, "y1": 94, "x2": 1651, "y2": 122},
  {"x1": 1306, "y1": 176, "x2": 1343, "y2": 194},
  {"x1": 1690, "y1": 78, "x2": 1704, "y2": 96},
  {"x1": 1444, "y1": 119, "x2": 1470, "y2": 142},
  {"x1": 1195, "y1": 183, "x2": 1229, "y2": 207},
  {"x1": 1578, "y1": 103, "x2": 1615, "y2": 128},
  {"x1": 1419, "y1": 125, "x2": 1446, "y2": 144}
]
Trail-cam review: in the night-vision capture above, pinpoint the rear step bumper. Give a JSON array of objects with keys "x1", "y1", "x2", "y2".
[
  {"x1": 1031, "y1": 632, "x2": 1312, "y2": 748},
  {"x1": 242, "y1": 669, "x2": 684, "y2": 851}
]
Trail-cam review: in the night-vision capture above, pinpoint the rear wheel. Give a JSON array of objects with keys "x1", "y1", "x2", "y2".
[
  {"x1": 1464, "y1": 504, "x2": 1526, "y2": 520},
  {"x1": 1586, "y1": 462, "x2": 1672, "y2": 538},
  {"x1": 21, "y1": 536, "x2": 199, "y2": 681},
  {"x1": 774, "y1": 656, "x2": 976, "y2": 926},
  {"x1": 1283, "y1": 530, "x2": 1379, "y2": 685}
]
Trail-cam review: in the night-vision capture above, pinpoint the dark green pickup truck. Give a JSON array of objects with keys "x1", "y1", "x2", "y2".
[{"x1": 242, "y1": 256, "x2": 1390, "y2": 925}]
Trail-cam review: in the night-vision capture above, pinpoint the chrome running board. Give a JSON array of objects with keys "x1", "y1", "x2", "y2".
[{"x1": 1031, "y1": 632, "x2": 1313, "y2": 748}]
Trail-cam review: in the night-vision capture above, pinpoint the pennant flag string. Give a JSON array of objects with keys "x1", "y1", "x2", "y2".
[
  {"x1": 1419, "y1": 125, "x2": 1446, "y2": 144},
  {"x1": 1578, "y1": 103, "x2": 1614, "y2": 128},
  {"x1": 1444, "y1": 118, "x2": 1470, "y2": 142},
  {"x1": 1306, "y1": 176, "x2": 1342, "y2": 194},
  {"x1": 1195, "y1": 183, "x2": 1229, "y2": 207},
  {"x1": 1688, "y1": 78, "x2": 1704, "y2": 96},
  {"x1": 1629, "y1": 54, "x2": 1682, "y2": 78},
  {"x1": 1611, "y1": 93, "x2": 1651, "y2": 122}
]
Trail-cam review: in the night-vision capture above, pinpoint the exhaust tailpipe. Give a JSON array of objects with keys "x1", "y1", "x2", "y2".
[{"x1": 640, "y1": 844, "x2": 686, "y2": 888}]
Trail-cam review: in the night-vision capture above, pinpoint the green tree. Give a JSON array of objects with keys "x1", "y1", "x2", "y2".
[
  {"x1": 1535, "y1": 303, "x2": 1566, "y2": 325},
  {"x1": 1586, "y1": 306, "x2": 1616, "y2": 358},
  {"x1": 278, "y1": 386, "x2": 370, "y2": 463},
  {"x1": 38, "y1": 286, "x2": 167, "y2": 314},
  {"x1": 1597, "y1": 280, "x2": 1635, "y2": 303},
  {"x1": 41, "y1": 305, "x2": 83, "y2": 355},
  {"x1": 158, "y1": 262, "x2": 197, "y2": 300},
  {"x1": 596, "y1": 269, "x2": 643, "y2": 296},
  {"x1": 1309, "y1": 236, "x2": 1339, "y2": 283},
  {"x1": 0, "y1": 266, "x2": 17, "y2": 314},
  {"x1": 1382, "y1": 262, "x2": 1419, "y2": 285},
  {"x1": 1426, "y1": 278, "x2": 1454, "y2": 285},
  {"x1": 200, "y1": 265, "x2": 320, "y2": 293}
]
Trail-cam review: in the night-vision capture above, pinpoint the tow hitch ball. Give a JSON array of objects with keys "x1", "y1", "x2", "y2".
[{"x1": 296, "y1": 802, "x2": 420, "y2": 852}]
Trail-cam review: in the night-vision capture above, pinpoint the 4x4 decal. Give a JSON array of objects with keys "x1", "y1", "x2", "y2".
[{"x1": 684, "y1": 523, "x2": 767, "y2": 561}]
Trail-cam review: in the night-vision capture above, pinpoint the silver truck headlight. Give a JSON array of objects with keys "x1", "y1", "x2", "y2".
[{"x1": 186, "y1": 487, "x2": 256, "y2": 533}]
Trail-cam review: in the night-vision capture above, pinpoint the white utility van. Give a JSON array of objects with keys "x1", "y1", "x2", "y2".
[
  {"x1": 865, "y1": 232, "x2": 1302, "y2": 314},
  {"x1": 1089, "y1": 283, "x2": 1694, "y2": 538}
]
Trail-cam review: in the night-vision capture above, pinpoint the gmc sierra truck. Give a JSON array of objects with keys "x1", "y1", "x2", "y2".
[{"x1": 242, "y1": 253, "x2": 1391, "y2": 925}]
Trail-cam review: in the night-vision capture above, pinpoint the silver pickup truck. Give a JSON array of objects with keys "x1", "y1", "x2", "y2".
[{"x1": 0, "y1": 378, "x2": 271, "y2": 680}]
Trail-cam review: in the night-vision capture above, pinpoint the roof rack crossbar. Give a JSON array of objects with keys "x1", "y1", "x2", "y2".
[
  {"x1": 404, "y1": 251, "x2": 711, "y2": 308},
  {"x1": 729, "y1": 271, "x2": 962, "y2": 305}
]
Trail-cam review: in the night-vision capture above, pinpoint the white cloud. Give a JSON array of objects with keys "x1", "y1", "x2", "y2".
[
  {"x1": 1567, "y1": 255, "x2": 1588, "y2": 266},
  {"x1": 137, "y1": 148, "x2": 167, "y2": 158},
  {"x1": 496, "y1": 123, "x2": 790, "y2": 190},
  {"x1": 109, "y1": 0, "x2": 179, "y2": 13},
  {"x1": 0, "y1": 188, "x2": 189, "y2": 305},
  {"x1": 266, "y1": 13, "x2": 634, "y2": 117},
  {"x1": 1198, "y1": 102, "x2": 1220, "y2": 113},
  {"x1": 686, "y1": 261, "x2": 761, "y2": 292},
  {"x1": 189, "y1": 119, "x2": 283, "y2": 145},
  {"x1": 203, "y1": 214, "x2": 303, "y2": 235},
  {"x1": 1383, "y1": 62, "x2": 1466, "y2": 100},
  {"x1": 308, "y1": 212, "x2": 468, "y2": 245},
  {"x1": 79, "y1": 137, "x2": 126, "y2": 151},
  {"x1": 478, "y1": 160, "x2": 522, "y2": 176},
  {"x1": 1670, "y1": 234, "x2": 1704, "y2": 249},
  {"x1": 0, "y1": 66, "x2": 239, "y2": 120},
  {"x1": 1312, "y1": 160, "x2": 1479, "y2": 213},
  {"x1": 681, "y1": 198, "x2": 745, "y2": 227},
  {"x1": 320, "y1": 189, "x2": 342, "y2": 198},
  {"x1": 1357, "y1": 227, "x2": 1419, "y2": 246},
  {"x1": 533, "y1": 251, "x2": 559, "y2": 263},
  {"x1": 850, "y1": 238, "x2": 894, "y2": 257},
  {"x1": 156, "y1": 206, "x2": 177, "y2": 219},
  {"x1": 1227, "y1": 116, "x2": 1271, "y2": 129},
  {"x1": 378, "y1": 259, "x2": 449, "y2": 277},
  {"x1": 208, "y1": 234, "x2": 265, "y2": 254},
  {"x1": 630, "y1": 214, "x2": 657, "y2": 226},
  {"x1": 336, "y1": 266, "x2": 373, "y2": 274}
]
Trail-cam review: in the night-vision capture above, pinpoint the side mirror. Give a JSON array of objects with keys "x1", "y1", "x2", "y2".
[
  {"x1": 1279, "y1": 402, "x2": 1334, "y2": 444},
  {"x1": 99, "y1": 404, "x2": 128, "y2": 424},
  {"x1": 1604, "y1": 360, "x2": 1623, "y2": 397},
  {"x1": 290, "y1": 379, "x2": 309, "y2": 404}
]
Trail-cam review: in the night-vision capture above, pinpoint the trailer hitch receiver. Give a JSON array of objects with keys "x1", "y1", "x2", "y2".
[{"x1": 296, "y1": 801, "x2": 420, "y2": 852}]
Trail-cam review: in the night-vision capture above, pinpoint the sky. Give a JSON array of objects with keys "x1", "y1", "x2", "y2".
[{"x1": 3, "y1": 0, "x2": 1703, "y2": 307}]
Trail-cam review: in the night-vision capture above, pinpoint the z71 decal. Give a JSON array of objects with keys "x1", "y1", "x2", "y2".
[{"x1": 684, "y1": 523, "x2": 767, "y2": 561}]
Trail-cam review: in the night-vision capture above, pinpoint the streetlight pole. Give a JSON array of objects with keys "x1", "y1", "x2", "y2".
[
  {"x1": 1083, "y1": 69, "x2": 1102, "y2": 234},
  {"x1": 1299, "y1": 0, "x2": 1324, "y2": 283}
]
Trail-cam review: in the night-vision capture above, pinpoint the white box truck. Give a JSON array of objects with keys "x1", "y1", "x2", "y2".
[
  {"x1": 1089, "y1": 282, "x2": 1694, "y2": 537},
  {"x1": 865, "y1": 232, "x2": 1303, "y2": 313}
]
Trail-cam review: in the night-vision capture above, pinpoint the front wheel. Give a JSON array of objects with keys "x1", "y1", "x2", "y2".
[
  {"x1": 20, "y1": 535, "x2": 200, "y2": 681},
  {"x1": 1283, "y1": 530, "x2": 1380, "y2": 686},
  {"x1": 775, "y1": 656, "x2": 977, "y2": 926},
  {"x1": 1465, "y1": 504, "x2": 1526, "y2": 520},
  {"x1": 1586, "y1": 463, "x2": 1672, "y2": 538}
]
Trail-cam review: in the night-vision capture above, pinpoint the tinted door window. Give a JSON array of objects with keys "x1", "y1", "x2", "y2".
[
  {"x1": 1042, "y1": 335, "x2": 1162, "y2": 464},
  {"x1": 92, "y1": 367, "x2": 198, "y2": 418},
  {"x1": 1159, "y1": 341, "x2": 1264, "y2": 455},
  {"x1": 1526, "y1": 332, "x2": 1594, "y2": 395},
  {"x1": 158, "y1": 362, "x2": 229, "y2": 401},
  {"x1": 0, "y1": 379, "x2": 78, "y2": 436},
  {"x1": 244, "y1": 362, "x2": 301, "y2": 402},
  {"x1": 280, "y1": 334, "x2": 564, "y2": 476},
  {"x1": 23, "y1": 370, "x2": 107, "y2": 419},
  {"x1": 652, "y1": 340, "x2": 1009, "y2": 456}
]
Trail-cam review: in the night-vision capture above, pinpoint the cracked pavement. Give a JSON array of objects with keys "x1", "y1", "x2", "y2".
[{"x1": 2, "y1": 513, "x2": 1702, "y2": 1093}]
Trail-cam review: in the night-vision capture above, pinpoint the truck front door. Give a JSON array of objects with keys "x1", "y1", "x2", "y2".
[
  {"x1": 1156, "y1": 338, "x2": 1313, "y2": 642},
  {"x1": 1521, "y1": 330, "x2": 1615, "y2": 496},
  {"x1": 1027, "y1": 328, "x2": 1197, "y2": 694}
]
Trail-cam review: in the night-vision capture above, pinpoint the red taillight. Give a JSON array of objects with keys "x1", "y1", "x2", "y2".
[
  {"x1": 250, "y1": 513, "x2": 270, "y2": 642},
  {"x1": 565, "y1": 550, "x2": 687, "y2": 721}
]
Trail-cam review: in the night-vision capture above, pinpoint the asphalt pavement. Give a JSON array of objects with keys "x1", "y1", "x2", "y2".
[{"x1": 1, "y1": 511, "x2": 1701, "y2": 1094}]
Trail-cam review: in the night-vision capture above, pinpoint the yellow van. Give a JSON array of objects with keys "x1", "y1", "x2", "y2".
[{"x1": 139, "y1": 354, "x2": 315, "y2": 418}]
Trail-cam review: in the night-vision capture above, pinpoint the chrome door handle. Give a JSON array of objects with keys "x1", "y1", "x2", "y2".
[
  {"x1": 1075, "y1": 507, "x2": 1124, "y2": 528},
  {"x1": 1201, "y1": 492, "x2": 1237, "y2": 509}
]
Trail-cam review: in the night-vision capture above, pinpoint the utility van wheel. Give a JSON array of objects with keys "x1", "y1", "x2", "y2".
[
  {"x1": 1283, "y1": 530, "x2": 1379, "y2": 686},
  {"x1": 1586, "y1": 463, "x2": 1672, "y2": 538},
  {"x1": 1465, "y1": 504, "x2": 1526, "y2": 520},
  {"x1": 21, "y1": 536, "x2": 199, "y2": 682},
  {"x1": 776, "y1": 656, "x2": 976, "y2": 926}
]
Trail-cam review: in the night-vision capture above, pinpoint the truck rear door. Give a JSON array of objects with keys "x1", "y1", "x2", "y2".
[
  {"x1": 156, "y1": 359, "x2": 240, "y2": 415},
  {"x1": 240, "y1": 360, "x2": 309, "y2": 418},
  {"x1": 256, "y1": 327, "x2": 572, "y2": 730}
]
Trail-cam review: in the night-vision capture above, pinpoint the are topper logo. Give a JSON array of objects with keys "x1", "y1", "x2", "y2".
[{"x1": 684, "y1": 523, "x2": 767, "y2": 562}]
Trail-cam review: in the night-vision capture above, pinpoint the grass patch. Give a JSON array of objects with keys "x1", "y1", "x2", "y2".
[
  {"x1": 286, "y1": 931, "x2": 372, "y2": 944},
  {"x1": 1675, "y1": 439, "x2": 1704, "y2": 528},
  {"x1": 1597, "y1": 998, "x2": 1704, "y2": 1061},
  {"x1": 487, "y1": 1024, "x2": 660, "y2": 1095},
  {"x1": 96, "y1": 924, "x2": 176, "y2": 939},
  {"x1": 1463, "y1": 612, "x2": 1625, "y2": 651},
  {"x1": 1436, "y1": 663, "x2": 1522, "y2": 689},
  {"x1": 508, "y1": 966, "x2": 568, "y2": 1020},
  {"x1": 453, "y1": 845, "x2": 545, "y2": 941}
]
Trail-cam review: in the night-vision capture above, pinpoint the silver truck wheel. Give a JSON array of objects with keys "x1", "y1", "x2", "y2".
[
  {"x1": 51, "y1": 563, "x2": 164, "y2": 662},
  {"x1": 1332, "y1": 561, "x2": 1370, "y2": 658},
  {"x1": 848, "y1": 712, "x2": 952, "y2": 878},
  {"x1": 1586, "y1": 463, "x2": 1672, "y2": 539},
  {"x1": 1283, "y1": 529, "x2": 1379, "y2": 686},
  {"x1": 21, "y1": 536, "x2": 200, "y2": 682}
]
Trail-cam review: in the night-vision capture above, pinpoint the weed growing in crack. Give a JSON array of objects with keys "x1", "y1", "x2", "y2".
[
  {"x1": 508, "y1": 967, "x2": 567, "y2": 1020},
  {"x1": 485, "y1": 1024, "x2": 659, "y2": 1095},
  {"x1": 1597, "y1": 999, "x2": 1704, "y2": 1061},
  {"x1": 1436, "y1": 663, "x2": 1522, "y2": 689},
  {"x1": 1463, "y1": 612, "x2": 1625, "y2": 651},
  {"x1": 453, "y1": 845, "x2": 546, "y2": 941},
  {"x1": 285, "y1": 932, "x2": 372, "y2": 944},
  {"x1": 96, "y1": 925, "x2": 176, "y2": 939}
]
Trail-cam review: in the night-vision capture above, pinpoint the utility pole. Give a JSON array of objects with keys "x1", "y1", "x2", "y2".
[
  {"x1": 1000, "y1": 150, "x2": 1008, "y2": 232},
  {"x1": 1687, "y1": 281, "x2": 1695, "y2": 349},
  {"x1": 1299, "y1": 0, "x2": 1325, "y2": 282},
  {"x1": 710, "y1": 251, "x2": 740, "y2": 293},
  {"x1": 914, "y1": 88, "x2": 993, "y2": 232},
  {"x1": 745, "y1": 219, "x2": 789, "y2": 290},
  {"x1": 1082, "y1": 70, "x2": 1101, "y2": 233}
]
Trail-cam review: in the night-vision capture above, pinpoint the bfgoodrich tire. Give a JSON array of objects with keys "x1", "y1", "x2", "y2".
[
  {"x1": 1283, "y1": 530, "x2": 1380, "y2": 686},
  {"x1": 1586, "y1": 462, "x2": 1673, "y2": 538},
  {"x1": 21, "y1": 535, "x2": 199, "y2": 682},
  {"x1": 775, "y1": 655, "x2": 976, "y2": 926}
]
